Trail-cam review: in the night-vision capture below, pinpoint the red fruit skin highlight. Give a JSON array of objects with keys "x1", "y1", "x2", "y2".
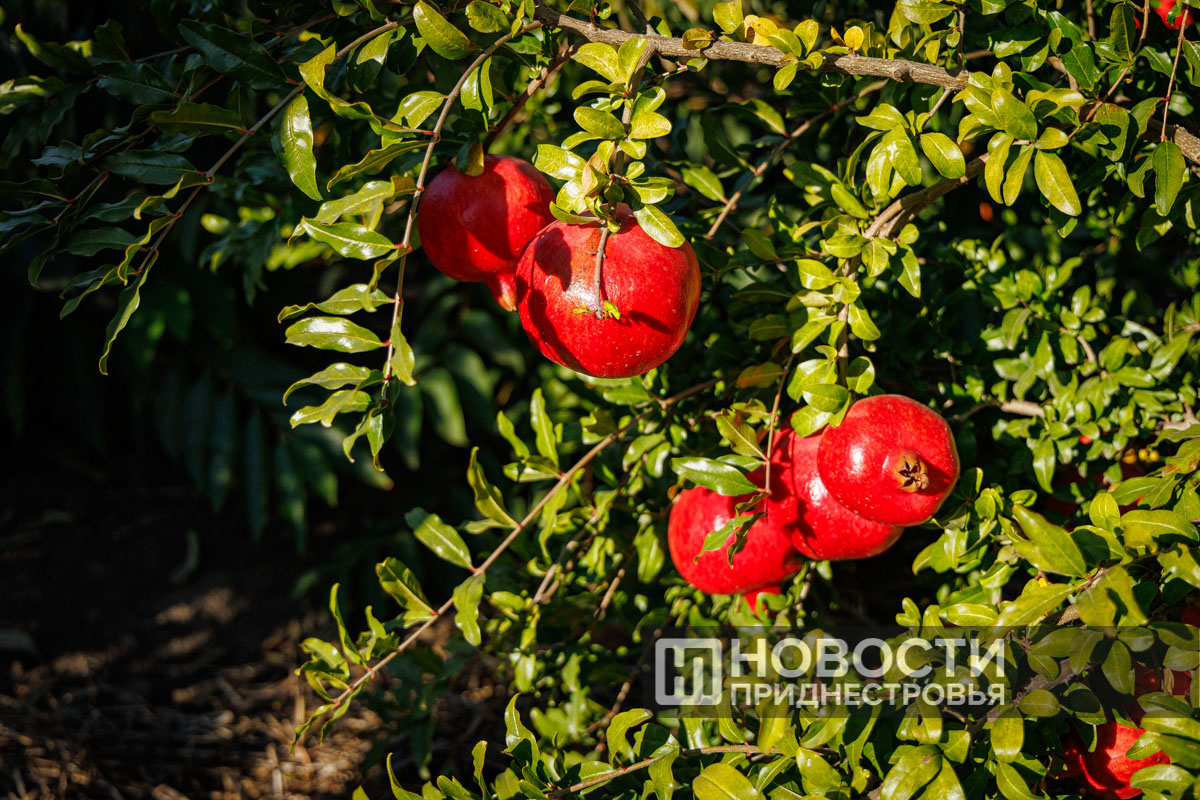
[
  {"x1": 773, "y1": 431, "x2": 905, "y2": 560},
  {"x1": 515, "y1": 208, "x2": 701, "y2": 378},
  {"x1": 1157, "y1": 0, "x2": 1194, "y2": 30},
  {"x1": 417, "y1": 155, "x2": 555, "y2": 282},
  {"x1": 817, "y1": 394, "x2": 961, "y2": 527},
  {"x1": 667, "y1": 487, "x2": 802, "y2": 596},
  {"x1": 1061, "y1": 723, "x2": 1170, "y2": 800}
]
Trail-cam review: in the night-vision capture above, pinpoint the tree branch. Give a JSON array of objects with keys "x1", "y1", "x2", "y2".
[
  {"x1": 533, "y1": 4, "x2": 969, "y2": 89},
  {"x1": 309, "y1": 376, "x2": 720, "y2": 730},
  {"x1": 535, "y1": 2, "x2": 1200, "y2": 171}
]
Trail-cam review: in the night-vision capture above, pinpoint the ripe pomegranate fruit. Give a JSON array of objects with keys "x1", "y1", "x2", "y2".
[
  {"x1": 1061, "y1": 723, "x2": 1170, "y2": 800},
  {"x1": 667, "y1": 486, "x2": 802, "y2": 595},
  {"x1": 1157, "y1": 0, "x2": 1194, "y2": 30},
  {"x1": 816, "y1": 395, "x2": 961, "y2": 526},
  {"x1": 744, "y1": 585, "x2": 781, "y2": 613},
  {"x1": 514, "y1": 206, "x2": 701, "y2": 378},
  {"x1": 417, "y1": 155, "x2": 555, "y2": 311},
  {"x1": 772, "y1": 430, "x2": 905, "y2": 560}
]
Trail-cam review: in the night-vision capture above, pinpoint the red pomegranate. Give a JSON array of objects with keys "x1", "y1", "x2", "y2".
[
  {"x1": 1157, "y1": 0, "x2": 1194, "y2": 30},
  {"x1": 514, "y1": 207, "x2": 701, "y2": 378},
  {"x1": 1061, "y1": 722, "x2": 1170, "y2": 800},
  {"x1": 667, "y1": 486, "x2": 802, "y2": 596},
  {"x1": 816, "y1": 395, "x2": 961, "y2": 527},
  {"x1": 744, "y1": 585, "x2": 781, "y2": 613},
  {"x1": 774, "y1": 431, "x2": 906, "y2": 560},
  {"x1": 417, "y1": 155, "x2": 554, "y2": 310}
]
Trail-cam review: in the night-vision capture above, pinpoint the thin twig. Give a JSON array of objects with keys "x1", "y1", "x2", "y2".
[
  {"x1": 484, "y1": 42, "x2": 579, "y2": 150},
  {"x1": 704, "y1": 81, "x2": 887, "y2": 240},
  {"x1": 382, "y1": 21, "x2": 542, "y2": 382},
  {"x1": 314, "y1": 377, "x2": 719, "y2": 723},
  {"x1": 536, "y1": 0, "x2": 1200, "y2": 168},
  {"x1": 533, "y1": 4, "x2": 969, "y2": 88},
  {"x1": 592, "y1": 225, "x2": 613, "y2": 318},
  {"x1": 591, "y1": 37, "x2": 656, "y2": 318},
  {"x1": 1161, "y1": 21, "x2": 1187, "y2": 141},
  {"x1": 761, "y1": 353, "x2": 796, "y2": 500},
  {"x1": 125, "y1": 20, "x2": 403, "y2": 282},
  {"x1": 546, "y1": 744, "x2": 768, "y2": 797}
]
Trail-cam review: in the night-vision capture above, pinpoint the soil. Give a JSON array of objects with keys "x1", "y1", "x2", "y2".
[{"x1": 0, "y1": 455, "x2": 379, "y2": 799}]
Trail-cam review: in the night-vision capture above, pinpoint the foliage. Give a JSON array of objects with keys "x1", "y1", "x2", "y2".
[{"x1": 6, "y1": 0, "x2": 1200, "y2": 797}]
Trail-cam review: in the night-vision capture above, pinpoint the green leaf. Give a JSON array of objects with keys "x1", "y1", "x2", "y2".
[
  {"x1": 376, "y1": 557, "x2": 436, "y2": 620},
  {"x1": 453, "y1": 573, "x2": 484, "y2": 645},
  {"x1": 694, "y1": 763, "x2": 758, "y2": 800},
  {"x1": 606, "y1": 709, "x2": 652, "y2": 764},
  {"x1": 100, "y1": 150, "x2": 197, "y2": 185},
  {"x1": 630, "y1": 106, "x2": 672, "y2": 140},
  {"x1": 388, "y1": 307, "x2": 416, "y2": 387},
  {"x1": 574, "y1": 106, "x2": 625, "y2": 139},
  {"x1": 395, "y1": 90, "x2": 444, "y2": 128},
  {"x1": 671, "y1": 457, "x2": 758, "y2": 496},
  {"x1": 178, "y1": 20, "x2": 286, "y2": 89},
  {"x1": 992, "y1": 87, "x2": 1038, "y2": 140},
  {"x1": 804, "y1": 383, "x2": 850, "y2": 413},
  {"x1": 314, "y1": 181, "x2": 400, "y2": 225},
  {"x1": 919, "y1": 132, "x2": 965, "y2": 179},
  {"x1": 1003, "y1": 145, "x2": 1034, "y2": 205},
  {"x1": 985, "y1": 133, "x2": 1013, "y2": 204},
  {"x1": 14, "y1": 23, "x2": 91, "y2": 76},
  {"x1": 881, "y1": 745, "x2": 941, "y2": 800},
  {"x1": 632, "y1": 205, "x2": 685, "y2": 248},
  {"x1": 298, "y1": 219, "x2": 395, "y2": 259},
  {"x1": 534, "y1": 144, "x2": 585, "y2": 181},
  {"x1": 289, "y1": 389, "x2": 371, "y2": 428},
  {"x1": 1013, "y1": 505, "x2": 1087, "y2": 576},
  {"x1": 407, "y1": 508, "x2": 473, "y2": 569},
  {"x1": 1159, "y1": 546, "x2": 1200, "y2": 589},
  {"x1": 278, "y1": 94, "x2": 322, "y2": 201},
  {"x1": 898, "y1": 0, "x2": 956, "y2": 24},
  {"x1": 1152, "y1": 141, "x2": 1185, "y2": 216},
  {"x1": 994, "y1": 579, "x2": 1074, "y2": 628},
  {"x1": 151, "y1": 102, "x2": 244, "y2": 136},
  {"x1": 1089, "y1": 492, "x2": 1121, "y2": 529},
  {"x1": 530, "y1": 389, "x2": 558, "y2": 468},
  {"x1": 468, "y1": 447, "x2": 517, "y2": 528},
  {"x1": 466, "y1": 1, "x2": 508, "y2": 32},
  {"x1": 96, "y1": 62, "x2": 175, "y2": 104},
  {"x1": 278, "y1": 283, "x2": 393, "y2": 322},
  {"x1": 848, "y1": 303, "x2": 881, "y2": 341},
  {"x1": 1018, "y1": 689, "x2": 1060, "y2": 717},
  {"x1": 713, "y1": 0, "x2": 744, "y2": 34},
  {"x1": 285, "y1": 317, "x2": 384, "y2": 353},
  {"x1": 1059, "y1": 41, "x2": 1099, "y2": 92},
  {"x1": 882, "y1": 126, "x2": 922, "y2": 186},
  {"x1": 617, "y1": 36, "x2": 649, "y2": 84},
  {"x1": 1109, "y1": 4, "x2": 1137, "y2": 61},
  {"x1": 414, "y1": 0, "x2": 475, "y2": 60},
  {"x1": 1033, "y1": 150, "x2": 1081, "y2": 216},
  {"x1": 326, "y1": 141, "x2": 426, "y2": 189},
  {"x1": 995, "y1": 761, "x2": 1040, "y2": 800},
  {"x1": 284, "y1": 363, "x2": 379, "y2": 403},
  {"x1": 1122, "y1": 510, "x2": 1197, "y2": 542},
  {"x1": 573, "y1": 43, "x2": 621, "y2": 82},
  {"x1": 98, "y1": 255, "x2": 154, "y2": 374}
]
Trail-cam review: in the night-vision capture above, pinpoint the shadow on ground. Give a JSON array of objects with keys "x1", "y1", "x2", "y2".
[{"x1": 0, "y1": 457, "x2": 378, "y2": 800}]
